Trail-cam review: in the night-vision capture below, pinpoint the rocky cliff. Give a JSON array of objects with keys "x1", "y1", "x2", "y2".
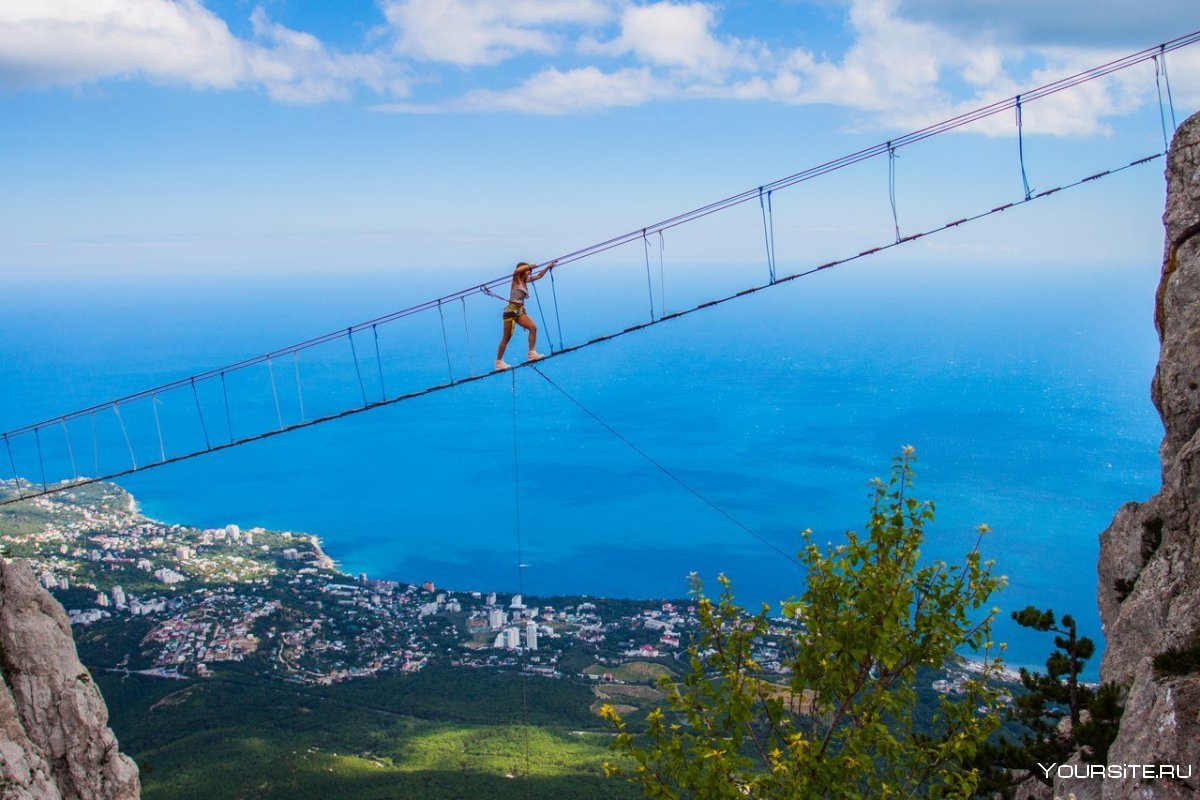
[
  {"x1": 1087, "y1": 112, "x2": 1200, "y2": 799},
  {"x1": 0, "y1": 559, "x2": 140, "y2": 800}
]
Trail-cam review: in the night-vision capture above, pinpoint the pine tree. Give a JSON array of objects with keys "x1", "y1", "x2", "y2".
[{"x1": 602, "y1": 448, "x2": 1006, "y2": 799}]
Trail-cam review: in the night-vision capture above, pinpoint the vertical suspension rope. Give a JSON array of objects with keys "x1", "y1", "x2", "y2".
[
  {"x1": 267, "y1": 357, "x2": 285, "y2": 429},
  {"x1": 458, "y1": 299, "x2": 476, "y2": 376},
  {"x1": 112, "y1": 403, "x2": 137, "y2": 470},
  {"x1": 548, "y1": 269, "x2": 565, "y2": 352},
  {"x1": 151, "y1": 394, "x2": 166, "y2": 463},
  {"x1": 657, "y1": 231, "x2": 667, "y2": 318},
  {"x1": 766, "y1": 191, "x2": 778, "y2": 278},
  {"x1": 530, "y1": 282, "x2": 554, "y2": 354},
  {"x1": 1161, "y1": 46, "x2": 1178, "y2": 131},
  {"x1": 90, "y1": 412, "x2": 99, "y2": 475},
  {"x1": 888, "y1": 143, "x2": 901, "y2": 243},
  {"x1": 33, "y1": 428, "x2": 48, "y2": 493},
  {"x1": 60, "y1": 418, "x2": 77, "y2": 482},
  {"x1": 436, "y1": 301, "x2": 454, "y2": 382},
  {"x1": 347, "y1": 329, "x2": 368, "y2": 409},
  {"x1": 190, "y1": 378, "x2": 211, "y2": 451},
  {"x1": 509, "y1": 369, "x2": 532, "y2": 786},
  {"x1": 1153, "y1": 55, "x2": 1171, "y2": 150},
  {"x1": 1016, "y1": 95, "x2": 1033, "y2": 201},
  {"x1": 373, "y1": 323, "x2": 388, "y2": 399},
  {"x1": 221, "y1": 371, "x2": 234, "y2": 443},
  {"x1": 759, "y1": 187, "x2": 778, "y2": 283},
  {"x1": 2, "y1": 434, "x2": 21, "y2": 498},
  {"x1": 642, "y1": 229, "x2": 656, "y2": 321},
  {"x1": 293, "y1": 353, "x2": 307, "y2": 423}
]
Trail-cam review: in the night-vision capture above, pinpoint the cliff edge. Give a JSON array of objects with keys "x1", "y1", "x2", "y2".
[
  {"x1": 1092, "y1": 111, "x2": 1200, "y2": 799},
  {"x1": 0, "y1": 558, "x2": 139, "y2": 800}
]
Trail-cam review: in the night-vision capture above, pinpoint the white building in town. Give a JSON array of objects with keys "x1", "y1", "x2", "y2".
[{"x1": 525, "y1": 620, "x2": 538, "y2": 651}]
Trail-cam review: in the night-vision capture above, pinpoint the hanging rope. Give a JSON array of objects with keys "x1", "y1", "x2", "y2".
[
  {"x1": 548, "y1": 269, "x2": 565, "y2": 352},
  {"x1": 1016, "y1": 95, "x2": 1033, "y2": 201},
  {"x1": 1161, "y1": 46, "x2": 1178, "y2": 131},
  {"x1": 457, "y1": 300, "x2": 475, "y2": 376},
  {"x1": 436, "y1": 301, "x2": 454, "y2": 382},
  {"x1": 530, "y1": 366, "x2": 800, "y2": 567},
  {"x1": 221, "y1": 371, "x2": 234, "y2": 443},
  {"x1": 658, "y1": 231, "x2": 667, "y2": 318},
  {"x1": 347, "y1": 330, "x2": 368, "y2": 409},
  {"x1": 767, "y1": 192, "x2": 778, "y2": 280},
  {"x1": 759, "y1": 187, "x2": 778, "y2": 283},
  {"x1": 888, "y1": 143, "x2": 902, "y2": 243},
  {"x1": 2, "y1": 434, "x2": 21, "y2": 498},
  {"x1": 371, "y1": 324, "x2": 387, "y2": 401},
  {"x1": 190, "y1": 377, "x2": 210, "y2": 451},
  {"x1": 112, "y1": 403, "x2": 137, "y2": 471},
  {"x1": 642, "y1": 229, "x2": 657, "y2": 321},
  {"x1": 90, "y1": 412, "x2": 98, "y2": 475},
  {"x1": 266, "y1": 357, "x2": 285, "y2": 429},
  {"x1": 1153, "y1": 54, "x2": 1175, "y2": 150},
  {"x1": 509, "y1": 369, "x2": 533, "y2": 786},
  {"x1": 151, "y1": 394, "x2": 166, "y2": 463},
  {"x1": 60, "y1": 418, "x2": 77, "y2": 482},
  {"x1": 293, "y1": 353, "x2": 307, "y2": 423},
  {"x1": 530, "y1": 282, "x2": 554, "y2": 354},
  {"x1": 33, "y1": 428, "x2": 47, "y2": 493}
]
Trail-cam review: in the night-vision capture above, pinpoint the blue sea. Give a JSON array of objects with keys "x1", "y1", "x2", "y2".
[{"x1": 0, "y1": 253, "x2": 1163, "y2": 675}]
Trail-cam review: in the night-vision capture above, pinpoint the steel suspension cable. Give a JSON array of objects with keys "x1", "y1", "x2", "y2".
[
  {"x1": 530, "y1": 366, "x2": 800, "y2": 567},
  {"x1": 4, "y1": 31, "x2": 1197, "y2": 447},
  {"x1": 0, "y1": 150, "x2": 1165, "y2": 507},
  {"x1": 547, "y1": 269, "x2": 565, "y2": 352},
  {"x1": 887, "y1": 143, "x2": 901, "y2": 243},
  {"x1": 509, "y1": 370, "x2": 533, "y2": 789}
]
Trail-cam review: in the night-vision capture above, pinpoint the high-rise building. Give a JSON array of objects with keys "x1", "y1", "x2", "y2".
[
  {"x1": 504, "y1": 627, "x2": 520, "y2": 650},
  {"x1": 111, "y1": 586, "x2": 126, "y2": 607},
  {"x1": 489, "y1": 608, "x2": 506, "y2": 630},
  {"x1": 486, "y1": 592, "x2": 497, "y2": 606},
  {"x1": 525, "y1": 621, "x2": 538, "y2": 651}
]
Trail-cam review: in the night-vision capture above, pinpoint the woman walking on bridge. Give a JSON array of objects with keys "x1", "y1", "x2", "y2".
[{"x1": 492, "y1": 260, "x2": 555, "y2": 370}]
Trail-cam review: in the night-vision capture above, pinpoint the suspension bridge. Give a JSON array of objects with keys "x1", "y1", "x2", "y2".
[{"x1": 2, "y1": 31, "x2": 1197, "y2": 510}]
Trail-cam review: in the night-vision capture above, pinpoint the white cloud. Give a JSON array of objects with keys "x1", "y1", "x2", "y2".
[
  {"x1": 0, "y1": 0, "x2": 247, "y2": 90},
  {"x1": 581, "y1": 2, "x2": 753, "y2": 77},
  {"x1": 0, "y1": 0, "x2": 1193, "y2": 132},
  {"x1": 381, "y1": 0, "x2": 614, "y2": 66},
  {"x1": 248, "y1": 9, "x2": 406, "y2": 102},
  {"x1": 0, "y1": 0, "x2": 407, "y2": 102},
  {"x1": 375, "y1": 65, "x2": 661, "y2": 113},
  {"x1": 705, "y1": 0, "x2": 1172, "y2": 137}
]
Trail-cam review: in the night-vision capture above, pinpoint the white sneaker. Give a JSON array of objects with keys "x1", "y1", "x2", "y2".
[
  {"x1": 527, "y1": 351, "x2": 545, "y2": 361},
  {"x1": 495, "y1": 359, "x2": 511, "y2": 370}
]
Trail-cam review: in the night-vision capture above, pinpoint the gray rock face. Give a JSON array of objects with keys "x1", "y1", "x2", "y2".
[
  {"x1": 1087, "y1": 112, "x2": 1200, "y2": 799},
  {"x1": 0, "y1": 559, "x2": 139, "y2": 800}
]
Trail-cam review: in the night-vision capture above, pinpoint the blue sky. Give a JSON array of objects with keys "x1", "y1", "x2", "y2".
[{"x1": 1, "y1": 1, "x2": 1199, "y2": 281}]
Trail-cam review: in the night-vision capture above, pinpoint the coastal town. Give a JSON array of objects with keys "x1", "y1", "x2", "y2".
[
  {"x1": 0, "y1": 479, "x2": 743, "y2": 687},
  {"x1": 0, "y1": 478, "x2": 995, "y2": 704}
]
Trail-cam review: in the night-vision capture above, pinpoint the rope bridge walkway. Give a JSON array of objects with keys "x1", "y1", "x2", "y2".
[{"x1": 2, "y1": 31, "x2": 1197, "y2": 508}]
